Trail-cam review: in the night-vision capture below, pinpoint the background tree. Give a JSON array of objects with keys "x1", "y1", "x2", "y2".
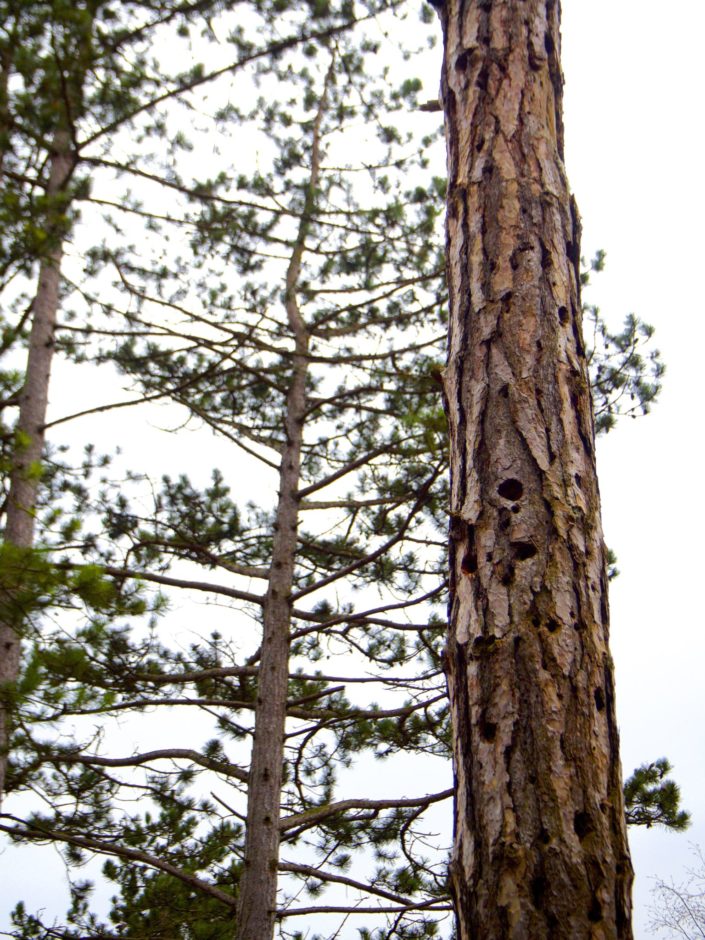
[{"x1": 649, "y1": 846, "x2": 705, "y2": 940}]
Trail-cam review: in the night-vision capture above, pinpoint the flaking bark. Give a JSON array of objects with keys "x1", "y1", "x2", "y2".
[{"x1": 437, "y1": 1, "x2": 634, "y2": 936}]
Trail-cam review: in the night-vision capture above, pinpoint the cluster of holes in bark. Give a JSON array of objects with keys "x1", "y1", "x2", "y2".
[
  {"x1": 531, "y1": 614, "x2": 560, "y2": 633},
  {"x1": 472, "y1": 634, "x2": 497, "y2": 655}
]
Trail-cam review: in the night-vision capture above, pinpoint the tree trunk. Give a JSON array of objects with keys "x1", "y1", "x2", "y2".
[
  {"x1": 0, "y1": 130, "x2": 75, "y2": 805},
  {"x1": 438, "y1": 1, "x2": 634, "y2": 936},
  {"x1": 234, "y1": 70, "x2": 330, "y2": 940}
]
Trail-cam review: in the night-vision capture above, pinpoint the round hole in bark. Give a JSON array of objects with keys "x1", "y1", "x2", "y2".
[
  {"x1": 594, "y1": 687, "x2": 605, "y2": 711},
  {"x1": 461, "y1": 549, "x2": 477, "y2": 575},
  {"x1": 480, "y1": 717, "x2": 497, "y2": 741},
  {"x1": 588, "y1": 897, "x2": 603, "y2": 923},
  {"x1": 511, "y1": 504, "x2": 520, "y2": 514},
  {"x1": 497, "y1": 478, "x2": 523, "y2": 500},
  {"x1": 547, "y1": 618, "x2": 560, "y2": 633},
  {"x1": 455, "y1": 49, "x2": 471, "y2": 71},
  {"x1": 511, "y1": 540, "x2": 537, "y2": 561},
  {"x1": 500, "y1": 566, "x2": 514, "y2": 586},
  {"x1": 532, "y1": 615, "x2": 541, "y2": 628},
  {"x1": 558, "y1": 305, "x2": 569, "y2": 324},
  {"x1": 574, "y1": 811, "x2": 592, "y2": 840}
]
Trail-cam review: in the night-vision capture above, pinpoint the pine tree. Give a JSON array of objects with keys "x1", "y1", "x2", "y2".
[{"x1": 436, "y1": 0, "x2": 634, "y2": 935}]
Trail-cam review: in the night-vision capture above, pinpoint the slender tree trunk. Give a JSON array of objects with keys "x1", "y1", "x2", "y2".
[
  {"x1": 234, "y1": 72, "x2": 330, "y2": 940},
  {"x1": 0, "y1": 130, "x2": 75, "y2": 805},
  {"x1": 438, "y1": 1, "x2": 634, "y2": 936}
]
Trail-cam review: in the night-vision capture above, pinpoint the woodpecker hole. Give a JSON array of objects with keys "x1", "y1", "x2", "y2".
[
  {"x1": 511, "y1": 540, "x2": 537, "y2": 561},
  {"x1": 588, "y1": 897, "x2": 603, "y2": 923},
  {"x1": 546, "y1": 618, "x2": 560, "y2": 633},
  {"x1": 558, "y1": 305, "x2": 569, "y2": 324},
  {"x1": 498, "y1": 478, "x2": 523, "y2": 500},
  {"x1": 480, "y1": 717, "x2": 497, "y2": 741},
  {"x1": 594, "y1": 687, "x2": 605, "y2": 711},
  {"x1": 455, "y1": 49, "x2": 471, "y2": 71},
  {"x1": 500, "y1": 566, "x2": 514, "y2": 586},
  {"x1": 461, "y1": 525, "x2": 478, "y2": 575},
  {"x1": 574, "y1": 811, "x2": 592, "y2": 840}
]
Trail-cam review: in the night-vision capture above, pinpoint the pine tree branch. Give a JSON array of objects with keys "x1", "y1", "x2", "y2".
[
  {"x1": 279, "y1": 787, "x2": 453, "y2": 833},
  {"x1": 0, "y1": 816, "x2": 237, "y2": 908},
  {"x1": 43, "y1": 747, "x2": 248, "y2": 782},
  {"x1": 279, "y1": 860, "x2": 416, "y2": 906}
]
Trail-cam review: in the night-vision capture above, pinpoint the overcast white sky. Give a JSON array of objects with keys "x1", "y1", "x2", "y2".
[{"x1": 560, "y1": 1, "x2": 705, "y2": 935}]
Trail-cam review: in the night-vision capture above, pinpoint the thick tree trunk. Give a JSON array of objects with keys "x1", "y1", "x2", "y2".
[
  {"x1": 234, "y1": 72, "x2": 330, "y2": 940},
  {"x1": 0, "y1": 130, "x2": 75, "y2": 805},
  {"x1": 438, "y1": 1, "x2": 634, "y2": 936}
]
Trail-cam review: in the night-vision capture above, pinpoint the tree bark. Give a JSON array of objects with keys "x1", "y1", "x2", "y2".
[
  {"x1": 0, "y1": 130, "x2": 75, "y2": 806},
  {"x1": 234, "y1": 70, "x2": 331, "y2": 940},
  {"x1": 438, "y1": 1, "x2": 634, "y2": 936}
]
